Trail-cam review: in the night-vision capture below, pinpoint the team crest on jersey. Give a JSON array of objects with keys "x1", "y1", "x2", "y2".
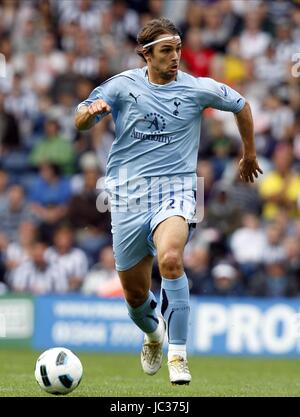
[{"x1": 172, "y1": 98, "x2": 181, "y2": 116}]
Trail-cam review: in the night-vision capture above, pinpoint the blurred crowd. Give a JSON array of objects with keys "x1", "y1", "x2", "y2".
[{"x1": 0, "y1": 0, "x2": 300, "y2": 298}]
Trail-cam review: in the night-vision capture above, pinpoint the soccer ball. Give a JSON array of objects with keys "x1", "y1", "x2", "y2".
[{"x1": 34, "y1": 347, "x2": 83, "y2": 395}]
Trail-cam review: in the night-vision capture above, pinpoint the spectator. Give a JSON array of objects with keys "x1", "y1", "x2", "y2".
[
  {"x1": 56, "y1": 0, "x2": 105, "y2": 33},
  {"x1": 91, "y1": 118, "x2": 114, "y2": 174},
  {"x1": 12, "y1": 15, "x2": 41, "y2": 54},
  {"x1": 91, "y1": 53, "x2": 115, "y2": 87},
  {"x1": 81, "y1": 245, "x2": 123, "y2": 297},
  {"x1": 239, "y1": 10, "x2": 271, "y2": 59},
  {"x1": 110, "y1": 0, "x2": 140, "y2": 43},
  {"x1": 208, "y1": 262, "x2": 244, "y2": 297},
  {"x1": 4, "y1": 220, "x2": 38, "y2": 274},
  {"x1": 291, "y1": 6, "x2": 300, "y2": 44},
  {"x1": 222, "y1": 37, "x2": 248, "y2": 85},
  {"x1": 226, "y1": 172, "x2": 262, "y2": 215},
  {"x1": 70, "y1": 150, "x2": 100, "y2": 193},
  {"x1": 262, "y1": 93, "x2": 295, "y2": 142},
  {"x1": 274, "y1": 22, "x2": 299, "y2": 65},
  {"x1": 46, "y1": 92, "x2": 77, "y2": 142},
  {"x1": 77, "y1": 0, "x2": 105, "y2": 33},
  {"x1": 201, "y1": 5, "x2": 232, "y2": 52},
  {"x1": 0, "y1": 169, "x2": 9, "y2": 211},
  {"x1": 259, "y1": 142, "x2": 300, "y2": 220},
  {"x1": 28, "y1": 162, "x2": 72, "y2": 241},
  {"x1": 0, "y1": 184, "x2": 33, "y2": 242},
  {"x1": 196, "y1": 159, "x2": 215, "y2": 204},
  {"x1": 262, "y1": 222, "x2": 286, "y2": 265},
  {"x1": 50, "y1": 50, "x2": 82, "y2": 101},
  {"x1": 46, "y1": 224, "x2": 89, "y2": 291},
  {"x1": 205, "y1": 181, "x2": 242, "y2": 238},
  {"x1": 248, "y1": 256, "x2": 298, "y2": 298},
  {"x1": 254, "y1": 43, "x2": 286, "y2": 88},
  {"x1": 283, "y1": 235, "x2": 300, "y2": 280},
  {"x1": 29, "y1": 117, "x2": 75, "y2": 174},
  {"x1": 0, "y1": 232, "x2": 8, "y2": 292},
  {"x1": 208, "y1": 119, "x2": 233, "y2": 180},
  {"x1": 184, "y1": 246, "x2": 211, "y2": 295},
  {"x1": 181, "y1": 27, "x2": 215, "y2": 77},
  {"x1": 230, "y1": 212, "x2": 266, "y2": 281},
  {"x1": 0, "y1": 35, "x2": 14, "y2": 93},
  {"x1": 8, "y1": 239, "x2": 68, "y2": 294},
  {"x1": 28, "y1": 31, "x2": 67, "y2": 93},
  {"x1": 4, "y1": 72, "x2": 39, "y2": 143},
  {"x1": 73, "y1": 29, "x2": 99, "y2": 78},
  {"x1": 0, "y1": 92, "x2": 20, "y2": 154},
  {"x1": 68, "y1": 155, "x2": 111, "y2": 264},
  {"x1": 178, "y1": 2, "x2": 204, "y2": 39}
]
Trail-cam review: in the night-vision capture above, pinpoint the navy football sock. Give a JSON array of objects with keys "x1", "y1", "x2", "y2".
[{"x1": 126, "y1": 291, "x2": 159, "y2": 334}]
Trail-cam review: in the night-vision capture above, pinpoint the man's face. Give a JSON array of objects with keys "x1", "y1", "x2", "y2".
[
  {"x1": 146, "y1": 34, "x2": 182, "y2": 81},
  {"x1": 31, "y1": 243, "x2": 47, "y2": 266}
]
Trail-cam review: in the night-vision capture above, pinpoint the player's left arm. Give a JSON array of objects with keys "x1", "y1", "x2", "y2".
[
  {"x1": 234, "y1": 102, "x2": 263, "y2": 183},
  {"x1": 198, "y1": 78, "x2": 263, "y2": 183}
]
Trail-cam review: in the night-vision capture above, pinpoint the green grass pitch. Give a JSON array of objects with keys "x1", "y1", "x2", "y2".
[{"x1": 1, "y1": 349, "x2": 300, "y2": 397}]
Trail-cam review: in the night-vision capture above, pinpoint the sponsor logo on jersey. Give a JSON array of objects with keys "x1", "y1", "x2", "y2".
[{"x1": 131, "y1": 112, "x2": 174, "y2": 144}]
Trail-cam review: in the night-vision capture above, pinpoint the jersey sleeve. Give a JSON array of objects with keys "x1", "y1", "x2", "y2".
[
  {"x1": 76, "y1": 76, "x2": 120, "y2": 122},
  {"x1": 197, "y1": 77, "x2": 246, "y2": 113}
]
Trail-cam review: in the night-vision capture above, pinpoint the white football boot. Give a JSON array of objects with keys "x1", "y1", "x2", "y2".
[
  {"x1": 168, "y1": 355, "x2": 192, "y2": 385},
  {"x1": 141, "y1": 315, "x2": 166, "y2": 375}
]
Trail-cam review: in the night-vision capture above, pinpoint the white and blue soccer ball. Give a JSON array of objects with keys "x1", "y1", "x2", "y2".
[{"x1": 34, "y1": 347, "x2": 83, "y2": 395}]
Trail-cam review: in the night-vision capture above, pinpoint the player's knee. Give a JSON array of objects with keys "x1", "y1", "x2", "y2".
[
  {"x1": 124, "y1": 288, "x2": 148, "y2": 308},
  {"x1": 158, "y1": 249, "x2": 183, "y2": 278}
]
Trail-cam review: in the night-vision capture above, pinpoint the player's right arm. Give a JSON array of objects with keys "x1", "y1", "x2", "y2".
[{"x1": 75, "y1": 99, "x2": 111, "y2": 131}]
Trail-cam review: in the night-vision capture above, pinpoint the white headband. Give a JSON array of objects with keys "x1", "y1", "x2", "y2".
[{"x1": 143, "y1": 35, "x2": 181, "y2": 49}]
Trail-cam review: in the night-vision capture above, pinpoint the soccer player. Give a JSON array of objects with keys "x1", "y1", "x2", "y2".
[{"x1": 75, "y1": 17, "x2": 262, "y2": 385}]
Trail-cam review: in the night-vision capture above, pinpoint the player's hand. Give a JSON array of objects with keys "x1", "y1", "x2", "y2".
[
  {"x1": 88, "y1": 99, "x2": 111, "y2": 116},
  {"x1": 239, "y1": 156, "x2": 263, "y2": 183}
]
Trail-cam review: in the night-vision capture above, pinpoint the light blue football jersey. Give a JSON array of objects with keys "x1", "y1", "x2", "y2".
[{"x1": 77, "y1": 67, "x2": 245, "y2": 190}]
